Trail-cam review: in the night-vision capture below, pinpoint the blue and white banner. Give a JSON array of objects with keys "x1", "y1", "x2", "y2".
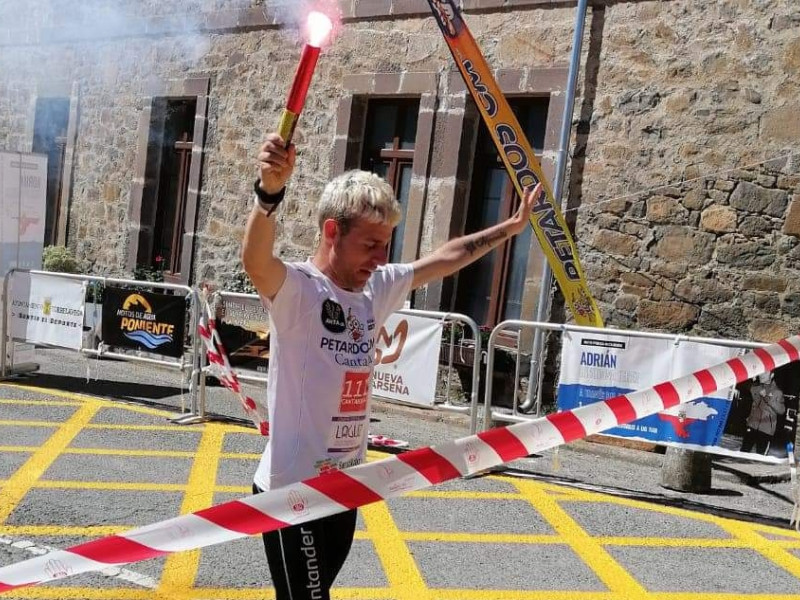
[{"x1": 557, "y1": 332, "x2": 739, "y2": 448}]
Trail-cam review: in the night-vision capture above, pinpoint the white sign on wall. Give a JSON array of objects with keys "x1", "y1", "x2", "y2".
[
  {"x1": 0, "y1": 151, "x2": 47, "y2": 368},
  {"x1": 372, "y1": 312, "x2": 443, "y2": 407},
  {"x1": 0, "y1": 152, "x2": 47, "y2": 276},
  {"x1": 9, "y1": 272, "x2": 85, "y2": 350}
]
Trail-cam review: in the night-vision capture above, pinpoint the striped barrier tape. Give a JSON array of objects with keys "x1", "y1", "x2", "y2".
[
  {"x1": 1, "y1": 335, "x2": 798, "y2": 593},
  {"x1": 198, "y1": 294, "x2": 269, "y2": 436}
]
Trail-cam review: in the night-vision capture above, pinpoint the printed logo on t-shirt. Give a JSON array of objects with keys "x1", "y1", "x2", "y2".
[
  {"x1": 346, "y1": 308, "x2": 365, "y2": 342},
  {"x1": 314, "y1": 458, "x2": 338, "y2": 475},
  {"x1": 321, "y1": 299, "x2": 346, "y2": 333},
  {"x1": 340, "y1": 371, "x2": 369, "y2": 413},
  {"x1": 327, "y1": 415, "x2": 366, "y2": 453},
  {"x1": 313, "y1": 456, "x2": 363, "y2": 476}
]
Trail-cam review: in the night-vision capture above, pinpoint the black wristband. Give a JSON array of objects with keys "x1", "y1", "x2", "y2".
[{"x1": 253, "y1": 179, "x2": 286, "y2": 217}]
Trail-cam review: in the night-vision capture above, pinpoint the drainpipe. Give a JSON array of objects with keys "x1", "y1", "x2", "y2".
[{"x1": 520, "y1": 0, "x2": 590, "y2": 413}]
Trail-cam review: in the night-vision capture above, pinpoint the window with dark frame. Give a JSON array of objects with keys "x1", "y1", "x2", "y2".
[
  {"x1": 360, "y1": 99, "x2": 419, "y2": 262},
  {"x1": 454, "y1": 96, "x2": 550, "y2": 328},
  {"x1": 138, "y1": 97, "x2": 196, "y2": 281},
  {"x1": 32, "y1": 97, "x2": 70, "y2": 246}
]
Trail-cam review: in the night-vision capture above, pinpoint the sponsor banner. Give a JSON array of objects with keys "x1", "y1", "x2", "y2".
[
  {"x1": 9, "y1": 272, "x2": 84, "y2": 350},
  {"x1": 215, "y1": 295, "x2": 270, "y2": 373},
  {"x1": 102, "y1": 287, "x2": 186, "y2": 358},
  {"x1": 219, "y1": 295, "x2": 269, "y2": 335},
  {"x1": 372, "y1": 312, "x2": 443, "y2": 407},
  {"x1": 558, "y1": 332, "x2": 738, "y2": 449},
  {"x1": 426, "y1": 0, "x2": 602, "y2": 327}
]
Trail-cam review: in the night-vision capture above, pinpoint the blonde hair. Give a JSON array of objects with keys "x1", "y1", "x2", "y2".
[{"x1": 317, "y1": 170, "x2": 402, "y2": 234}]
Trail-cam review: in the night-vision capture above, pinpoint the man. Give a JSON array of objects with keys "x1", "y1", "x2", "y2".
[
  {"x1": 242, "y1": 133, "x2": 542, "y2": 600},
  {"x1": 741, "y1": 371, "x2": 785, "y2": 455}
]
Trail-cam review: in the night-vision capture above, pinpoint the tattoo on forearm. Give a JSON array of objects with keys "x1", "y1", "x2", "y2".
[{"x1": 464, "y1": 230, "x2": 507, "y2": 255}]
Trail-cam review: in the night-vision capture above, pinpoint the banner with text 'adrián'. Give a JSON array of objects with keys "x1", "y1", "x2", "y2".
[
  {"x1": 557, "y1": 332, "x2": 739, "y2": 449},
  {"x1": 426, "y1": 0, "x2": 602, "y2": 326}
]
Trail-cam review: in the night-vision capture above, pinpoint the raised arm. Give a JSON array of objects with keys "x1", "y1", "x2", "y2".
[
  {"x1": 241, "y1": 134, "x2": 296, "y2": 300},
  {"x1": 410, "y1": 182, "x2": 543, "y2": 290}
]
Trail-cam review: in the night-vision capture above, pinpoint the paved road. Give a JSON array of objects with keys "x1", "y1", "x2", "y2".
[{"x1": 2, "y1": 350, "x2": 800, "y2": 598}]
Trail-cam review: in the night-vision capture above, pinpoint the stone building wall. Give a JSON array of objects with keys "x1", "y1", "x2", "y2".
[
  {"x1": 0, "y1": 0, "x2": 797, "y2": 342},
  {"x1": 580, "y1": 155, "x2": 800, "y2": 342}
]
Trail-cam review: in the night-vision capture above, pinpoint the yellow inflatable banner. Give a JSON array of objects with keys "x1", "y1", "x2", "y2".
[{"x1": 427, "y1": 0, "x2": 603, "y2": 327}]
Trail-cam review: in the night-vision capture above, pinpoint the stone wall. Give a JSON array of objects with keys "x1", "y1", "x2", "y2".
[
  {"x1": 0, "y1": 0, "x2": 798, "y2": 342},
  {"x1": 579, "y1": 154, "x2": 800, "y2": 341}
]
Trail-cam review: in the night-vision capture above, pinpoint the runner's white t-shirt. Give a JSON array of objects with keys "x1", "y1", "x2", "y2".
[{"x1": 254, "y1": 260, "x2": 414, "y2": 491}]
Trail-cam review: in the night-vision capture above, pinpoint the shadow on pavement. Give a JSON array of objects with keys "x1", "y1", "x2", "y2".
[
  {"x1": 17, "y1": 372, "x2": 183, "y2": 403},
  {"x1": 490, "y1": 467, "x2": 800, "y2": 530}
]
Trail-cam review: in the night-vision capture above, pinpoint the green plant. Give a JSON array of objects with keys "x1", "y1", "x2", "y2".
[
  {"x1": 133, "y1": 255, "x2": 165, "y2": 282},
  {"x1": 42, "y1": 245, "x2": 80, "y2": 274}
]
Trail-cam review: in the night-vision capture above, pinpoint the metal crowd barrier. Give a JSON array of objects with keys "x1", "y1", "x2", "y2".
[
  {"x1": 378, "y1": 309, "x2": 482, "y2": 434},
  {"x1": 482, "y1": 320, "x2": 769, "y2": 430},
  {"x1": 0, "y1": 269, "x2": 202, "y2": 418},
  {"x1": 196, "y1": 296, "x2": 484, "y2": 433},
  {"x1": 196, "y1": 290, "x2": 269, "y2": 420}
]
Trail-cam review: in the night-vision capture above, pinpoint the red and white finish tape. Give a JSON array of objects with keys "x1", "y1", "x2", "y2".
[{"x1": 1, "y1": 335, "x2": 798, "y2": 593}]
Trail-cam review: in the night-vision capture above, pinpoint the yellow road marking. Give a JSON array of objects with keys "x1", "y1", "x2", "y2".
[
  {"x1": 0, "y1": 398, "x2": 79, "y2": 406},
  {"x1": 214, "y1": 484, "x2": 251, "y2": 494},
  {"x1": 62, "y1": 447, "x2": 197, "y2": 458},
  {"x1": 434, "y1": 592, "x2": 618, "y2": 600},
  {"x1": 5, "y1": 588, "x2": 155, "y2": 599},
  {"x1": 9, "y1": 590, "x2": 800, "y2": 600},
  {"x1": 5, "y1": 384, "x2": 800, "y2": 599},
  {"x1": 402, "y1": 531, "x2": 562, "y2": 544},
  {"x1": 156, "y1": 424, "x2": 226, "y2": 595},
  {"x1": 35, "y1": 480, "x2": 187, "y2": 492},
  {"x1": 406, "y1": 490, "x2": 521, "y2": 500},
  {"x1": 0, "y1": 402, "x2": 99, "y2": 524},
  {"x1": 0, "y1": 420, "x2": 57, "y2": 428},
  {"x1": 645, "y1": 595, "x2": 800, "y2": 600},
  {"x1": 1, "y1": 525, "x2": 127, "y2": 536},
  {"x1": 220, "y1": 452, "x2": 262, "y2": 460},
  {"x1": 597, "y1": 536, "x2": 749, "y2": 548},
  {"x1": 361, "y1": 501, "x2": 431, "y2": 600},
  {"x1": 550, "y1": 484, "x2": 741, "y2": 530},
  {"x1": 512, "y1": 478, "x2": 648, "y2": 597},
  {"x1": 751, "y1": 522, "x2": 800, "y2": 538},
  {"x1": 717, "y1": 519, "x2": 800, "y2": 579},
  {"x1": 83, "y1": 423, "x2": 204, "y2": 432}
]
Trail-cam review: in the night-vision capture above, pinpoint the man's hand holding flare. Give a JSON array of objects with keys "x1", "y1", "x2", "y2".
[{"x1": 257, "y1": 134, "x2": 296, "y2": 196}]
